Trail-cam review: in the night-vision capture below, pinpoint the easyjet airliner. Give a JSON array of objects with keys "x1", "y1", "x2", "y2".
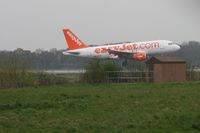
[{"x1": 62, "y1": 29, "x2": 181, "y2": 61}]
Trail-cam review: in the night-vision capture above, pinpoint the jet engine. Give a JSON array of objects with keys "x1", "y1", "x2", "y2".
[{"x1": 133, "y1": 52, "x2": 147, "y2": 61}]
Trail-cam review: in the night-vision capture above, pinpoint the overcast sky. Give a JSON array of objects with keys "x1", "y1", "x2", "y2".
[{"x1": 0, "y1": 0, "x2": 199, "y2": 51}]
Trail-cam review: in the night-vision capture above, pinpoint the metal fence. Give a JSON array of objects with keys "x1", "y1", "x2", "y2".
[
  {"x1": 105, "y1": 70, "x2": 200, "y2": 83},
  {"x1": 47, "y1": 70, "x2": 200, "y2": 83},
  {"x1": 187, "y1": 71, "x2": 200, "y2": 81},
  {"x1": 105, "y1": 71, "x2": 154, "y2": 83}
]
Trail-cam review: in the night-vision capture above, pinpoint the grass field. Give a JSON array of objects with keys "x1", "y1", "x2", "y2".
[{"x1": 0, "y1": 82, "x2": 200, "y2": 133}]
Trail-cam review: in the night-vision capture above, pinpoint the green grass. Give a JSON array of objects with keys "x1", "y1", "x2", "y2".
[{"x1": 0, "y1": 82, "x2": 200, "y2": 133}]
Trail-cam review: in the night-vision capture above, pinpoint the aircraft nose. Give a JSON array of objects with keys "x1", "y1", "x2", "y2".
[{"x1": 173, "y1": 44, "x2": 181, "y2": 51}]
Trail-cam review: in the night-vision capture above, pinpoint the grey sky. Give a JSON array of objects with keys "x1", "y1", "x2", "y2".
[{"x1": 0, "y1": 0, "x2": 199, "y2": 51}]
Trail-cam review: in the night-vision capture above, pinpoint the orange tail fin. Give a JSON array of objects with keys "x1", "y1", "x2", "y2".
[{"x1": 63, "y1": 29, "x2": 89, "y2": 50}]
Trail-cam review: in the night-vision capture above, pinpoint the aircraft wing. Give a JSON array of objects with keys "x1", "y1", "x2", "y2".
[
  {"x1": 108, "y1": 49, "x2": 147, "y2": 60},
  {"x1": 108, "y1": 49, "x2": 134, "y2": 58}
]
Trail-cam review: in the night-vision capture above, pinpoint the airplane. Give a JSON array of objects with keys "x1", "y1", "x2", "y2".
[{"x1": 62, "y1": 29, "x2": 181, "y2": 61}]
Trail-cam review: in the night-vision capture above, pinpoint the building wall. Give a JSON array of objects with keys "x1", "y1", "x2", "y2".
[{"x1": 153, "y1": 63, "x2": 186, "y2": 83}]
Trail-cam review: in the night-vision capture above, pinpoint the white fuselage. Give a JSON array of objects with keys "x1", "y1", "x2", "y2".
[{"x1": 63, "y1": 40, "x2": 180, "y2": 59}]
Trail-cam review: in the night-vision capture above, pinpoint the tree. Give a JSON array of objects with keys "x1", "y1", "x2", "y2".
[{"x1": 83, "y1": 60, "x2": 120, "y2": 83}]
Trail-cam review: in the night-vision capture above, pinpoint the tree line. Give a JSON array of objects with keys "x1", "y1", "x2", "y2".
[
  {"x1": 0, "y1": 48, "x2": 91, "y2": 70},
  {"x1": 0, "y1": 41, "x2": 200, "y2": 71}
]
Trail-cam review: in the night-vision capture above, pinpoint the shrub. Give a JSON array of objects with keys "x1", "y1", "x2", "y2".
[
  {"x1": 83, "y1": 60, "x2": 120, "y2": 83},
  {"x1": 0, "y1": 54, "x2": 68, "y2": 89}
]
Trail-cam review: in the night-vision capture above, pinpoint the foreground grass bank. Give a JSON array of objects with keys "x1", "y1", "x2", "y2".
[{"x1": 0, "y1": 82, "x2": 200, "y2": 133}]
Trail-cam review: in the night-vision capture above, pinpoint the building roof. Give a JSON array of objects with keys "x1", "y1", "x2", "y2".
[{"x1": 146, "y1": 56, "x2": 186, "y2": 64}]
